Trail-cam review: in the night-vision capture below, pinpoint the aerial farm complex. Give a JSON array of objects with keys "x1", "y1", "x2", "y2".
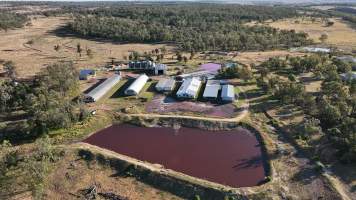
[
  {"x1": 2, "y1": 2, "x2": 356, "y2": 200},
  {"x1": 82, "y1": 61, "x2": 235, "y2": 104}
]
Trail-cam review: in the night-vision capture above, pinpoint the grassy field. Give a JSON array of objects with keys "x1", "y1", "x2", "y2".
[
  {"x1": 0, "y1": 16, "x2": 172, "y2": 78},
  {"x1": 269, "y1": 17, "x2": 356, "y2": 51}
]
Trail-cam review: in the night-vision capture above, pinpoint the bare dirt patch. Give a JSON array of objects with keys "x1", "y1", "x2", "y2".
[{"x1": 146, "y1": 95, "x2": 240, "y2": 118}]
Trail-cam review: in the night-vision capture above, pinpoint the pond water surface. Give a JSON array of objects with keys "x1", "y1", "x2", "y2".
[{"x1": 83, "y1": 124, "x2": 266, "y2": 188}]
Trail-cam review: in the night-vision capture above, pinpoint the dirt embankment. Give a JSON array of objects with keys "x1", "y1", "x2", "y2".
[{"x1": 74, "y1": 146, "x2": 247, "y2": 200}]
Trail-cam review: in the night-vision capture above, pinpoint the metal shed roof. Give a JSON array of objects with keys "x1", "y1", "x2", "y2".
[
  {"x1": 85, "y1": 74, "x2": 121, "y2": 102},
  {"x1": 221, "y1": 85, "x2": 235, "y2": 101},
  {"x1": 176, "y1": 77, "x2": 201, "y2": 98},
  {"x1": 156, "y1": 78, "x2": 176, "y2": 91},
  {"x1": 125, "y1": 74, "x2": 149, "y2": 95},
  {"x1": 203, "y1": 80, "x2": 221, "y2": 98}
]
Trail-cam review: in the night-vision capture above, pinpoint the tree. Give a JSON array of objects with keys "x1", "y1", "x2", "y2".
[
  {"x1": 190, "y1": 50, "x2": 195, "y2": 60},
  {"x1": 176, "y1": 52, "x2": 183, "y2": 62},
  {"x1": 239, "y1": 66, "x2": 253, "y2": 82},
  {"x1": 160, "y1": 46, "x2": 167, "y2": 55},
  {"x1": 183, "y1": 56, "x2": 188, "y2": 63},
  {"x1": 319, "y1": 33, "x2": 328, "y2": 43},
  {"x1": 0, "y1": 140, "x2": 19, "y2": 197},
  {"x1": 86, "y1": 48, "x2": 94, "y2": 59},
  {"x1": 3, "y1": 61, "x2": 16, "y2": 80},
  {"x1": 0, "y1": 82, "x2": 13, "y2": 112},
  {"x1": 77, "y1": 43, "x2": 83, "y2": 57},
  {"x1": 54, "y1": 44, "x2": 60, "y2": 52}
]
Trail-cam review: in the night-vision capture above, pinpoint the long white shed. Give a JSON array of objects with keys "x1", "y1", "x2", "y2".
[
  {"x1": 84, "y1": 74, "x2": 121, "y2": 102},
  {"x1": 125, "y1": 74, "x2": 149, "y2": 96}
]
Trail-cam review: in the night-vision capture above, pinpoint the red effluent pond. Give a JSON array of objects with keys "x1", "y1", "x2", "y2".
[{"x1": 83, "y1": 124, "x2": 266, "y2": 188}]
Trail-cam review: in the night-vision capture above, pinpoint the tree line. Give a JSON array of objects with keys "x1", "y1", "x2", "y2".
[
  {"x1": 68, "y1": 4, "x2": 312, "y2": 51},
  {"x1": 256, "y1": 54, "x2": 356, "y2": 163},
  {"x1": 0, "y1": 12, "x2": 28, "y2": 31},
  {"x1": 0, "y1": 61, "x2": 89, "y2": 142}
]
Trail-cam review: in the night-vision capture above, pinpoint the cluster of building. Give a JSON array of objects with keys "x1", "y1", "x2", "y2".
[
  {"x1": 155, "y1": 77, "x2": 236, "y2": 102},
  {"x1": 82, "y1": 60, "x2": 236, "y2": 104},
  {"x1": 128, "y1": 61, "x2": 167, "y2": 75}
]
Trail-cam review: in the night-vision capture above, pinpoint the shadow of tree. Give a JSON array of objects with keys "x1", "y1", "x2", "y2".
[
  {"x1": 232, "y1": 155, "x2": 263, "y2": 170},
  {"x1": 291, "y1": 165, "x2": 320, "y2": 185}
]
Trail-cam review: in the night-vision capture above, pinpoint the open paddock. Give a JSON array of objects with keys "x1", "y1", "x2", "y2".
[
  {"x1": 268, "y1": 17, "x2": 356, "y2": 51},
  {"x1": 0, "y1": 16, "x2": 173, "y2": 78}
]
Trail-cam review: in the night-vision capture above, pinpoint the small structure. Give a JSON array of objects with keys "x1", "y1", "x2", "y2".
[
  {"x1": 178, "y1": 70, "x2": 216, "y2": 80},
  {"x1": 222, "y1": 62, "x2": 238, "y2": 69},
  {"x1": 203, "y1": 80, "x2": 221, "y2": 99},
  {"x1": 176, "y1": 77, "x2": 202, "y2": 99},
  {"x1": 292, "y1": 47, "x2": 331, "y2": 53},
  {"x1": 84, "y1": 74, "x2": 121, "y2": 102},
  {"x1": 337, "y1": 56, "x2": 356, "y2": 70},
  {"x1": 340, "y1": 72, "x2": 356, "y2": 81},
  {"x1": 125, "y1": 74, "x2": 149, "y2": 96},
  {"x1": 79, "y1": 69, "x2": 96, "y2": 80},
  {"x1": 128, "y1": 61, "x2": 167, "y2": 75},
  {"x1": 156, "y1": 78, "x2": 176, "y2": 93},
  {"x1": 221, "y1": 85, "x2": 235, "y2": 102}
]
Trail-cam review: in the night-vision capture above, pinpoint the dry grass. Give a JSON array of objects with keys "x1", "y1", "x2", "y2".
[
  {"x1": 232, "y1": 50, "x2": 306, "y2": 66},
  {"x1": 269, "y1": 17, "x2": 356, "y2": 51},
  {"x1": 45, "y1": 149, "x2": 182, "y2": 200},
  {"x1": 0, "y1": 16, "x2": 173, "y2": 78}
]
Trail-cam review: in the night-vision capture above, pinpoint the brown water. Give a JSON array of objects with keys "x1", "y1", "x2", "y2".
[{"x1": 84, "y1": 124, "x2": 266, "y2": 188}]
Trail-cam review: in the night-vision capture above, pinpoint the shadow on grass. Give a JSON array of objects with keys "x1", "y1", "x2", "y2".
[
  {"x1": 83, "y1": 78, "x2": 106, "y2": 94},
  {"x1": 110, "y1": 79, "x2": 135, "y2": 99},
  {"x1": 145, "y1": 81, "x2": 157, "y2": 93}
]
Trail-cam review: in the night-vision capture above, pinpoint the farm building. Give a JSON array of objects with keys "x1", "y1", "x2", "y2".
[
  {"x1": 337, "y1": 56, "x2": 356, "y2": 70},
  {"x1": 84, "y1": 74, "x2": 121, "y2": 102},
  {"x1": 222, "y1": 62, "x2": 238, "y2": 69},
  {"x1": 125, "y1": 74, "x2": 149, "y2": 96},
  {"x1": 340, "y1": 72, "x2": 356, "y2": 81},
  {"x1": 176, "y1": 77, "x2": 202, "y2": 99},
  {"x1": 203, "y1": 80, "x2": 221, "y2": 99},
  {"x1": 292, "y1": 47, "x2": 331, "y2": 53},
  {"x1": 156, "y1": 78, "x2": 176, "y2": 92},
  {"x1": 221, "y1": 85, "x2": 235, "y2": 102},
  {"x1": 178, "y1": 70, "x2": 217, "y2": 80},
  {"x1": 128, "y1": 61, "x2": 167, "y2": 75},
  {"x1": 79, "y1": 69, "x2": 96, "y2": 80}
]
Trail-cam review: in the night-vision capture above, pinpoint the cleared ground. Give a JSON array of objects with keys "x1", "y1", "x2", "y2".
[
  {"x1": 268, "y1": 17, "x2": 356, "y2": 51},
  {"x1": 232, "y1": 50, "x2": 306, "y2": 66},
  {"x1": 0, "y1": 16, "x2": 172, "y2": 78}
]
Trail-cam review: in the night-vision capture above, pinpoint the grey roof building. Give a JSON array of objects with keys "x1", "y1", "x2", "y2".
[
  {"x1": 84, "y1": 74, "x2": 121, "y2": 102},
  {"x1": 340, "y1": 72, "x2": 356, "y2": 81},
  {"x1": 221, "y1": 84, "x2": 235, "y2": 102},
  {"x1": 203, "y1": 80, "x2": 221, "y2": 99},
  {"x1": 156, "y1": 78, "x2": 176, "y2": 92},
  {"x1": 125, "y1": 74, "x2": 149, "y2": 96},
  {"x1": 128, "y1": 61, "x2": 167, "y2": 75},
  {"x1": 176, "y1": 77, "x2": 202, "y2": 99}
]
